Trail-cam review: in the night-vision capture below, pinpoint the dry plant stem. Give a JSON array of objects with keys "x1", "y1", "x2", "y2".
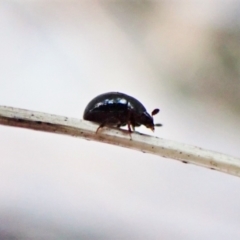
[{"x1": 0, "y1": 105, "x2": 240, "y2": 177}]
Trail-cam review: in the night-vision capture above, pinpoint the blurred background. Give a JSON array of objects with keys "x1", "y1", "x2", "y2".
[{"x1": 0, "y1": 0, "x2": 240, "y2": 239}]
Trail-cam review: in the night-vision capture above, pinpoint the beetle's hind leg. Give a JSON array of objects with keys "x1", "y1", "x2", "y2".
[
  {"x1": 96, "y1": 122, "x2": 106, "y2": 134},
  {"x1": 96, "y1": 117, "x2": 120, "y2": 134}
]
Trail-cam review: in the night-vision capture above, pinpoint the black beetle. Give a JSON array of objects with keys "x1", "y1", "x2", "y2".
[{"x1": 83, "y1": 92, "x2": 162, "y2": 133}]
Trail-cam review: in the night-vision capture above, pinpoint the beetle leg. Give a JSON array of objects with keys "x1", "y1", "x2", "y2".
[
  {"x1": 126, "y1": 122, "x2": 133, "y2": 140},
  {"x1": 96, "y1": 118, "x2": 121, "y2": 133},
  {"x1": 127, "y1": 122, "x2": 131, "y2": 132},
  {"x1": 96, "y1": 126, "x2": 102, "y2": 134},
  {"x1": 96, "y1": 122, "x2": 106, "y2": 134},
  {"x1": 126, "y1": 107, "x2": 134, "y2": 132},
  {"x1": 131, "y1": 125, "x2": 135, "y2": 132}
]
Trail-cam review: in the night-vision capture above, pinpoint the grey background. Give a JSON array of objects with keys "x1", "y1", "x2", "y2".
[{"x1": 0, "y1": 1, "x2": 240, "y2": 239}]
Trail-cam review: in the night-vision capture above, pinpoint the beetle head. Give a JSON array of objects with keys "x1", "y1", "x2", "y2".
[{"x1": 141, "y1": 108, "x2": 162, "y2": 131}]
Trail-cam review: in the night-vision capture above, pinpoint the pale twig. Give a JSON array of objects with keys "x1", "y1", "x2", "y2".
[{"x1": 0, "y1": 105, "x2": 239, "y2": 177}]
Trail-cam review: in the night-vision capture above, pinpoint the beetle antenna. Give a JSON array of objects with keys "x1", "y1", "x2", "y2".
[{"x1": 151, "y1": 108, "x2": 160, "y2": 116}]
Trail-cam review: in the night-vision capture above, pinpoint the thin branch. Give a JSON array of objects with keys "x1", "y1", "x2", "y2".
[{"x1": 0, "y1": 105, "x2": 239, "y2": 177}]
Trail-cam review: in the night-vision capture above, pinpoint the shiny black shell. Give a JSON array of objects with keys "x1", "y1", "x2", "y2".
[{"x1": 83, "y1": 92, "x2": 158, "y2": 132}]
